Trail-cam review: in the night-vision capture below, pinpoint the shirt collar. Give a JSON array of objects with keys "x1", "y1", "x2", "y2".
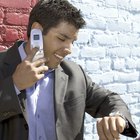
[{"x1": 18, "y1": 41, "x2": 27, "y2": 61}]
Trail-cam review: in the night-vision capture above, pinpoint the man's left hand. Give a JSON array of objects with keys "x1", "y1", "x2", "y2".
[{"x1": 97, "y1": 116, "x2": 126, "y2": 140}]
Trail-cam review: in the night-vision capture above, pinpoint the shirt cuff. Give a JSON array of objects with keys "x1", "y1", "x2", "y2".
[{"x1": 14, "y1": 84, "x2": 21, "y2": 95}]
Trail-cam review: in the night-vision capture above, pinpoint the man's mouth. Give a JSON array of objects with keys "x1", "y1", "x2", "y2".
[
  {"x1": 54, "y1": 48, "x2": 71, "y2": 61},
  {"x1": 54, "y1": 53, "x2": 64, "y2": 61}
]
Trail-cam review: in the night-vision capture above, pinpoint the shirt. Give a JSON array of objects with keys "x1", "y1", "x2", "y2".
[{"x1": 18, "y1": 42, "x2": 56, "y2": 140}]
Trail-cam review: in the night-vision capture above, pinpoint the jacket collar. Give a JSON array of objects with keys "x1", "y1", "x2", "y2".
[{"x1": 3, "y1": 40, "x2": 23, "y2": 75}]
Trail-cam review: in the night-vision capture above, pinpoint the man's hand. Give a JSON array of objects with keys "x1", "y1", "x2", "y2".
[
  {"x1": 12, "y1": 47, "x2": 48, "y2": 90},
  {"x1": 97, "y1": 116, "x2": 126, "y2": 140}
]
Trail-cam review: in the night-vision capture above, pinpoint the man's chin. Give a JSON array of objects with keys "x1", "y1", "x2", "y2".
[{"x1": 47, "y1": 63, "x2": 60, "y2": 69}]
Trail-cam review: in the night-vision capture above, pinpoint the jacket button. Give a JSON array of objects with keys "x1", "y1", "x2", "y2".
[{"x1": 24, "y1": 124, "x2": 28, "y2": 130}]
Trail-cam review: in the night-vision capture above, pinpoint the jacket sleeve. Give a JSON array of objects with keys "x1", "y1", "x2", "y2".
[
  {"x1": 0, "y1": 42, "x2": 22, "y2": 121},
  {"x1": 79, "y1": 66, "x2": 138, "y2": 138}
]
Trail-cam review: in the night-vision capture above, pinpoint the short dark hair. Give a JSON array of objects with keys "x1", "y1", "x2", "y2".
[{"x1": 27, "y1": 0, "x2": 86, "y2": 38}]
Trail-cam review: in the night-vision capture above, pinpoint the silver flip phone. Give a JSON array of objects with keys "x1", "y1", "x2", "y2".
[{"x1": 30, "y1": 28, "x2": 44, "y2": 61}]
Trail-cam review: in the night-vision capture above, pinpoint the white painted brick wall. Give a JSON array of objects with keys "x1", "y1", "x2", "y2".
[{"x1": 68, "y1": 0, "x2": 140, "y2": 139}]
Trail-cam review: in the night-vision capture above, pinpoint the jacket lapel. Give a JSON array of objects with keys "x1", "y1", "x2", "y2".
[
  {"x1": 54, "y1": 65, "x2": 68, "y2": 117},
  {"x1": 54, "y1": 65, "x2": 68, "y2": 139}
]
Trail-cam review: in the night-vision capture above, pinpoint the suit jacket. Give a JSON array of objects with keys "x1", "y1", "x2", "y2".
[{"x1": 0, "y1": 41, "x2": 138, "y2": 140}]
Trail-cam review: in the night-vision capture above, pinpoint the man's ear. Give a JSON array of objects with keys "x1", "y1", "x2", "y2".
[{"x1": 31, "y1": 22, "x2": 43, "y2": 31}]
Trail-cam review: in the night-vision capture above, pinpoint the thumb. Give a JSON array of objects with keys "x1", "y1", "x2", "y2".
[
  {"x1": 117, "y1": 116, "x2": 126, "y2": 133},
  {"x1": 25, "y1": 47, "x2": 39, "y2": 61}
]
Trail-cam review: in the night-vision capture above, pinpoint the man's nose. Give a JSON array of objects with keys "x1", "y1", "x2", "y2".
[
  {"x1": 64, "y1": 42, "x2": 73, "y2": 51},
  {"x1": 64, "y1": 46, "x2": 72, "y2": 55},
  {"x1": 64, "y1": 48, "x2": 72, "y2": 55}
]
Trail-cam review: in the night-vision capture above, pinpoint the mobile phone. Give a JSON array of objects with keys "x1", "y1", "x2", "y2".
[{"x1": 30, "y1": 28, "x2": 44, "y2": 61}]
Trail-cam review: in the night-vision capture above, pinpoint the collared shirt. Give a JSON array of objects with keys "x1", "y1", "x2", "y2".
[{"x1": 18, "y1": 42, "x2": 56, "y2": 140}]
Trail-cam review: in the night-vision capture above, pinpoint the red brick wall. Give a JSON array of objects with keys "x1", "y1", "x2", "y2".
[{"x1": 0, "y1": 0, "x2": 38, "y2": 51}]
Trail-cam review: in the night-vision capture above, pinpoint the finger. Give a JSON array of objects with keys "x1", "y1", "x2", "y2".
[
  {"x1": 32, "y1": 58, "x2": 48, "y2": 67},
  {"x1": 109, "y1": 117, "x2": 120, "y2": 139},
  {"x1": 36, "y1": 65, "x2": 49, "y2": 74},
  {"x1": 97, "y1": 118, "x2": 106, "y2": 140},
  {"x1": 102, "y1": 117, "x2": 114, "y2": 140},
  {"x1": 34, "y1": 73, "x2": 45, "y2": 80},
  {"x1": 25, "y1": 47, "x2": 39, "y2": 61},
  {"x1": 116, "y1": 116, "x2": 126, "y2": 133}
]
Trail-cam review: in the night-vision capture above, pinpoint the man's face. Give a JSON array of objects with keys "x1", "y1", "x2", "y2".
[{"x1": 43, "y1": 22, "x2": 79, "y2": 69}]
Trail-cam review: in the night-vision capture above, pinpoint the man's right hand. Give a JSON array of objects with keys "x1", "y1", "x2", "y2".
[{"x1": 12, "y1": 47, "x2": 48, "y2": 91}]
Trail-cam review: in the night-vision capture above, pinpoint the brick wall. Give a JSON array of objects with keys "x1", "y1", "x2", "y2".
[
  {"x1": 0, "y1": 0, "x2": 37, "y2": 51},
  {"x1": 0, "y1": 0, "x2": 140, "y2": 139}
]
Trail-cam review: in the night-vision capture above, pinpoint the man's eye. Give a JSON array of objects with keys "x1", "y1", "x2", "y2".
[{"x1": 58, "y1": 37, "x2": 65, "y2": 41}]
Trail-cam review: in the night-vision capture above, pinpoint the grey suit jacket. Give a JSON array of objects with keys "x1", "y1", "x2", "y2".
[{"x1": 0, "y1": 41, "x2": 137, "y2": 140}]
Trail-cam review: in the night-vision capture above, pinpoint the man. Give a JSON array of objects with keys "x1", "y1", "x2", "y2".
[{"x1": 0, "y1": 0, "x2": 138, "y2": 140}]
